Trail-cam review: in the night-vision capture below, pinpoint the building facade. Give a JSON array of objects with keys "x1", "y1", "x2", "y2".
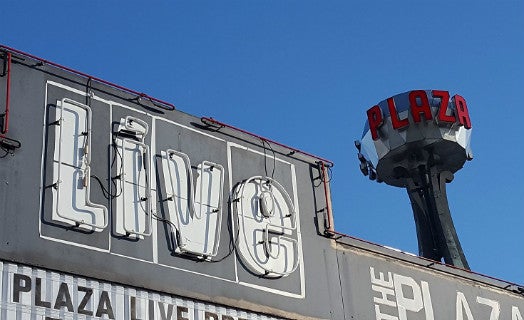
[{"x1": 0, "y1": 46, "x2": 523, "y2": 320}]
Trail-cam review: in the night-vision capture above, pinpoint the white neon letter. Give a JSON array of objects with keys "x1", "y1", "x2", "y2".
[
  {"x1": 233, "y1": 176, "x2": 299, "y2": 277},
  {"x1": 161, "y1": 149, "x2": 224, "y2": 258},
  {"x1": 114, "y1": 116, "x2": 152, "y2": 238},
  {"x1": 51, "y1": 98, "x2": 107, "y2": 231}
]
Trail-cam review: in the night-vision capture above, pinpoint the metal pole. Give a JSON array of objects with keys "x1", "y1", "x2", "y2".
[{"x1": 406, "y1": 165, "x2": 469, "y2": 269}]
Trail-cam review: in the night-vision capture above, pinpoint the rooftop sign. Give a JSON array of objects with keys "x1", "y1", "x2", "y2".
[
  {"x1": 356, "y1": 89, "x2": 473, "y2": 268},
  {"x1": 358, "y1": 89, "x2": 473, "y2": 187}
]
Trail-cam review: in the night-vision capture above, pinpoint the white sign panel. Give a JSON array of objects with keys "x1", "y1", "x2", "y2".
[{"x1": 0, "y1": 260, "x2": 284, "y2": 320}]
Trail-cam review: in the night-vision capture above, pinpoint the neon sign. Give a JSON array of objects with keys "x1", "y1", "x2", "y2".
[
  {"x1": 44, "y1": 96, "x2": 302, "y2": 279},
  {"x1": 366, "y1": 90, "x2": 471, "y2": 141}
]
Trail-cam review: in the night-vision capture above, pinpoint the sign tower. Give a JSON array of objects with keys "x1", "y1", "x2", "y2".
[{"x1": 356, "y1": 90, "x2": 473, "y2": 269}]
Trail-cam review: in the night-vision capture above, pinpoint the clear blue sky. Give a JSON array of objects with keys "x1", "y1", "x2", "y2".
[{"x1": 3, "y1": 1, "x2": 523, "y2": 285}]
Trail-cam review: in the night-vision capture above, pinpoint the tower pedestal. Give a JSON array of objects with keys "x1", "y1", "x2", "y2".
[
  {"x1": 406, "y1": 166, "x2": 469, "y2": 269},
  {"x1": 357, "y1": 89, "x2": 473, "y2": 269}
]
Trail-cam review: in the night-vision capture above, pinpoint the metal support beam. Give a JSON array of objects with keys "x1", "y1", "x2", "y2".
[{"x1": 406, "y1": 165, "x2": 470, "y2": 270}]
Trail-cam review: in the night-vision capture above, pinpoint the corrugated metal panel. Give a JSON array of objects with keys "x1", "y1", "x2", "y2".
[{"x1": 0, "y1": 260, "x2": 285, "y2": 320}]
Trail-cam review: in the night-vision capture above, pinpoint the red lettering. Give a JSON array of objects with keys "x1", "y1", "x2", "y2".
[
  {"x1": 433, "y1": 90, "x2": 455, "y2": 124},
  {"x1": 409, "y1": 90, "x2": 432, "y2": 123},
  {"x1": 453, "y1": 95, "x2": 472, "y2": 129},
  {"x1": 366, "y1": 91, "x2": 471, "y2": 139},
  {"x1": 367, "y1": 105, "x2": 383, "y2": 141},
  {"x1": 388, "y1": 97, "x2": 409, "y2": 130}
]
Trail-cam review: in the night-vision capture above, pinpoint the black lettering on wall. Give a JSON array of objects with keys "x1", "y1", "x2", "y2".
[
  {"x1": 78, "y1": 286, "x2": 94, "y2": 316},
  {"x1": 35, "y1": 278, "x2": 51, "y2": 308},
  {"x1": 149, "y1": 299, "x2": 155, "y2": 319},
  {"x1": 177, "y1": 306, "x2": 189, "y2": 320},
  {"x1": 12, "y1": 273, "x2": 31, "y2": 303},
  {"x1": 130, "y1": 296, "x2": 142, "y2": 320},
  {"x1": 96, "y1": 290, "x2": 115, "y2": 319},
  {"x1": 53, "y1": 282, "x2": 74, "y2": 312},
  {"x1": 204, "y1": 311, "x2": 219, "y2": 320},
  {"x1": 159, "y1": 302, "x2": 174, "y2": 320}
]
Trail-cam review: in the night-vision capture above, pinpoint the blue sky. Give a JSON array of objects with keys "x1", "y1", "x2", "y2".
[{"x1": 2, "y1": 1, "x2": 523, "y2": 285}]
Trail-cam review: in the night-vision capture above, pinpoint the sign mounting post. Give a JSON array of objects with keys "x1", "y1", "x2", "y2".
[{"x1": 356, "y1": 90, "x2": 472, "y2": 269}]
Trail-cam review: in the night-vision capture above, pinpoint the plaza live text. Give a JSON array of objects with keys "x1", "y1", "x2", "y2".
[{"x1": 11, "y1": 273, "x2": 248, "y2": 320}]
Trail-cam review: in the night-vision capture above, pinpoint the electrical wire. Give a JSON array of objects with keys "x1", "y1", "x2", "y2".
[
  {"x1": 0, "y1": 146, "x2": 10, "y2": 158},
  {"x1": 261, "y1": 138, "x2": 276, "y2": 179},
  {"x1": 85, "y1": 117, "x2": 238, "y2": 263},
  {"x1": 85, "y1": 77, "x2": 92, "y2": 107},
  {"x1": 152, "y1": 211, "x2": 178, "y2": 233},
  {"x1": 323, "y1": 164, "x2": 333, "y2": 183},
  {"x1": 90, "y1": 174, "x2": 122, "y2": 200},
  {"x1": 161, "y1": 177, "x2": 237, "y2": 263},
  {"x1": 314, "y1": 161, "x2": 333, "y2": 187},
  {"x1": 136, "y1": 147, "x2": 152, "y2": 227},
  {"x1": 82, "y1": 80, "x2": 125, "y2": 201},
  {"x1": 208, "y1": 197, "x2": 241, "y2": 263},
  {"x1": 155, "y1": 175, "x2": 239, "y2": 263},
  {"x1": 1, "y1": 52, "x2": 7, "y2": 77},
  {"x1": 90, "y1": 135, "x2": 124, "y2": 200}
]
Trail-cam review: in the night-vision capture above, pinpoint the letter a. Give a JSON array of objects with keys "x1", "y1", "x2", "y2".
[{"x1": 456, "y1": 292, "x2": 475, "y2": 320}]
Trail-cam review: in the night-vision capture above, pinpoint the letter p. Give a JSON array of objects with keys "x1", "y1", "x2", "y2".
[
  {"x1": 367, "y1": 105, "x2": 384, "y2": 141},
  {"x1": 12, "y1": 273, "x2": 31, "y2": 303},
  {"x1": 394, "y1": 274, "x2": 424, "y2": 320}
]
